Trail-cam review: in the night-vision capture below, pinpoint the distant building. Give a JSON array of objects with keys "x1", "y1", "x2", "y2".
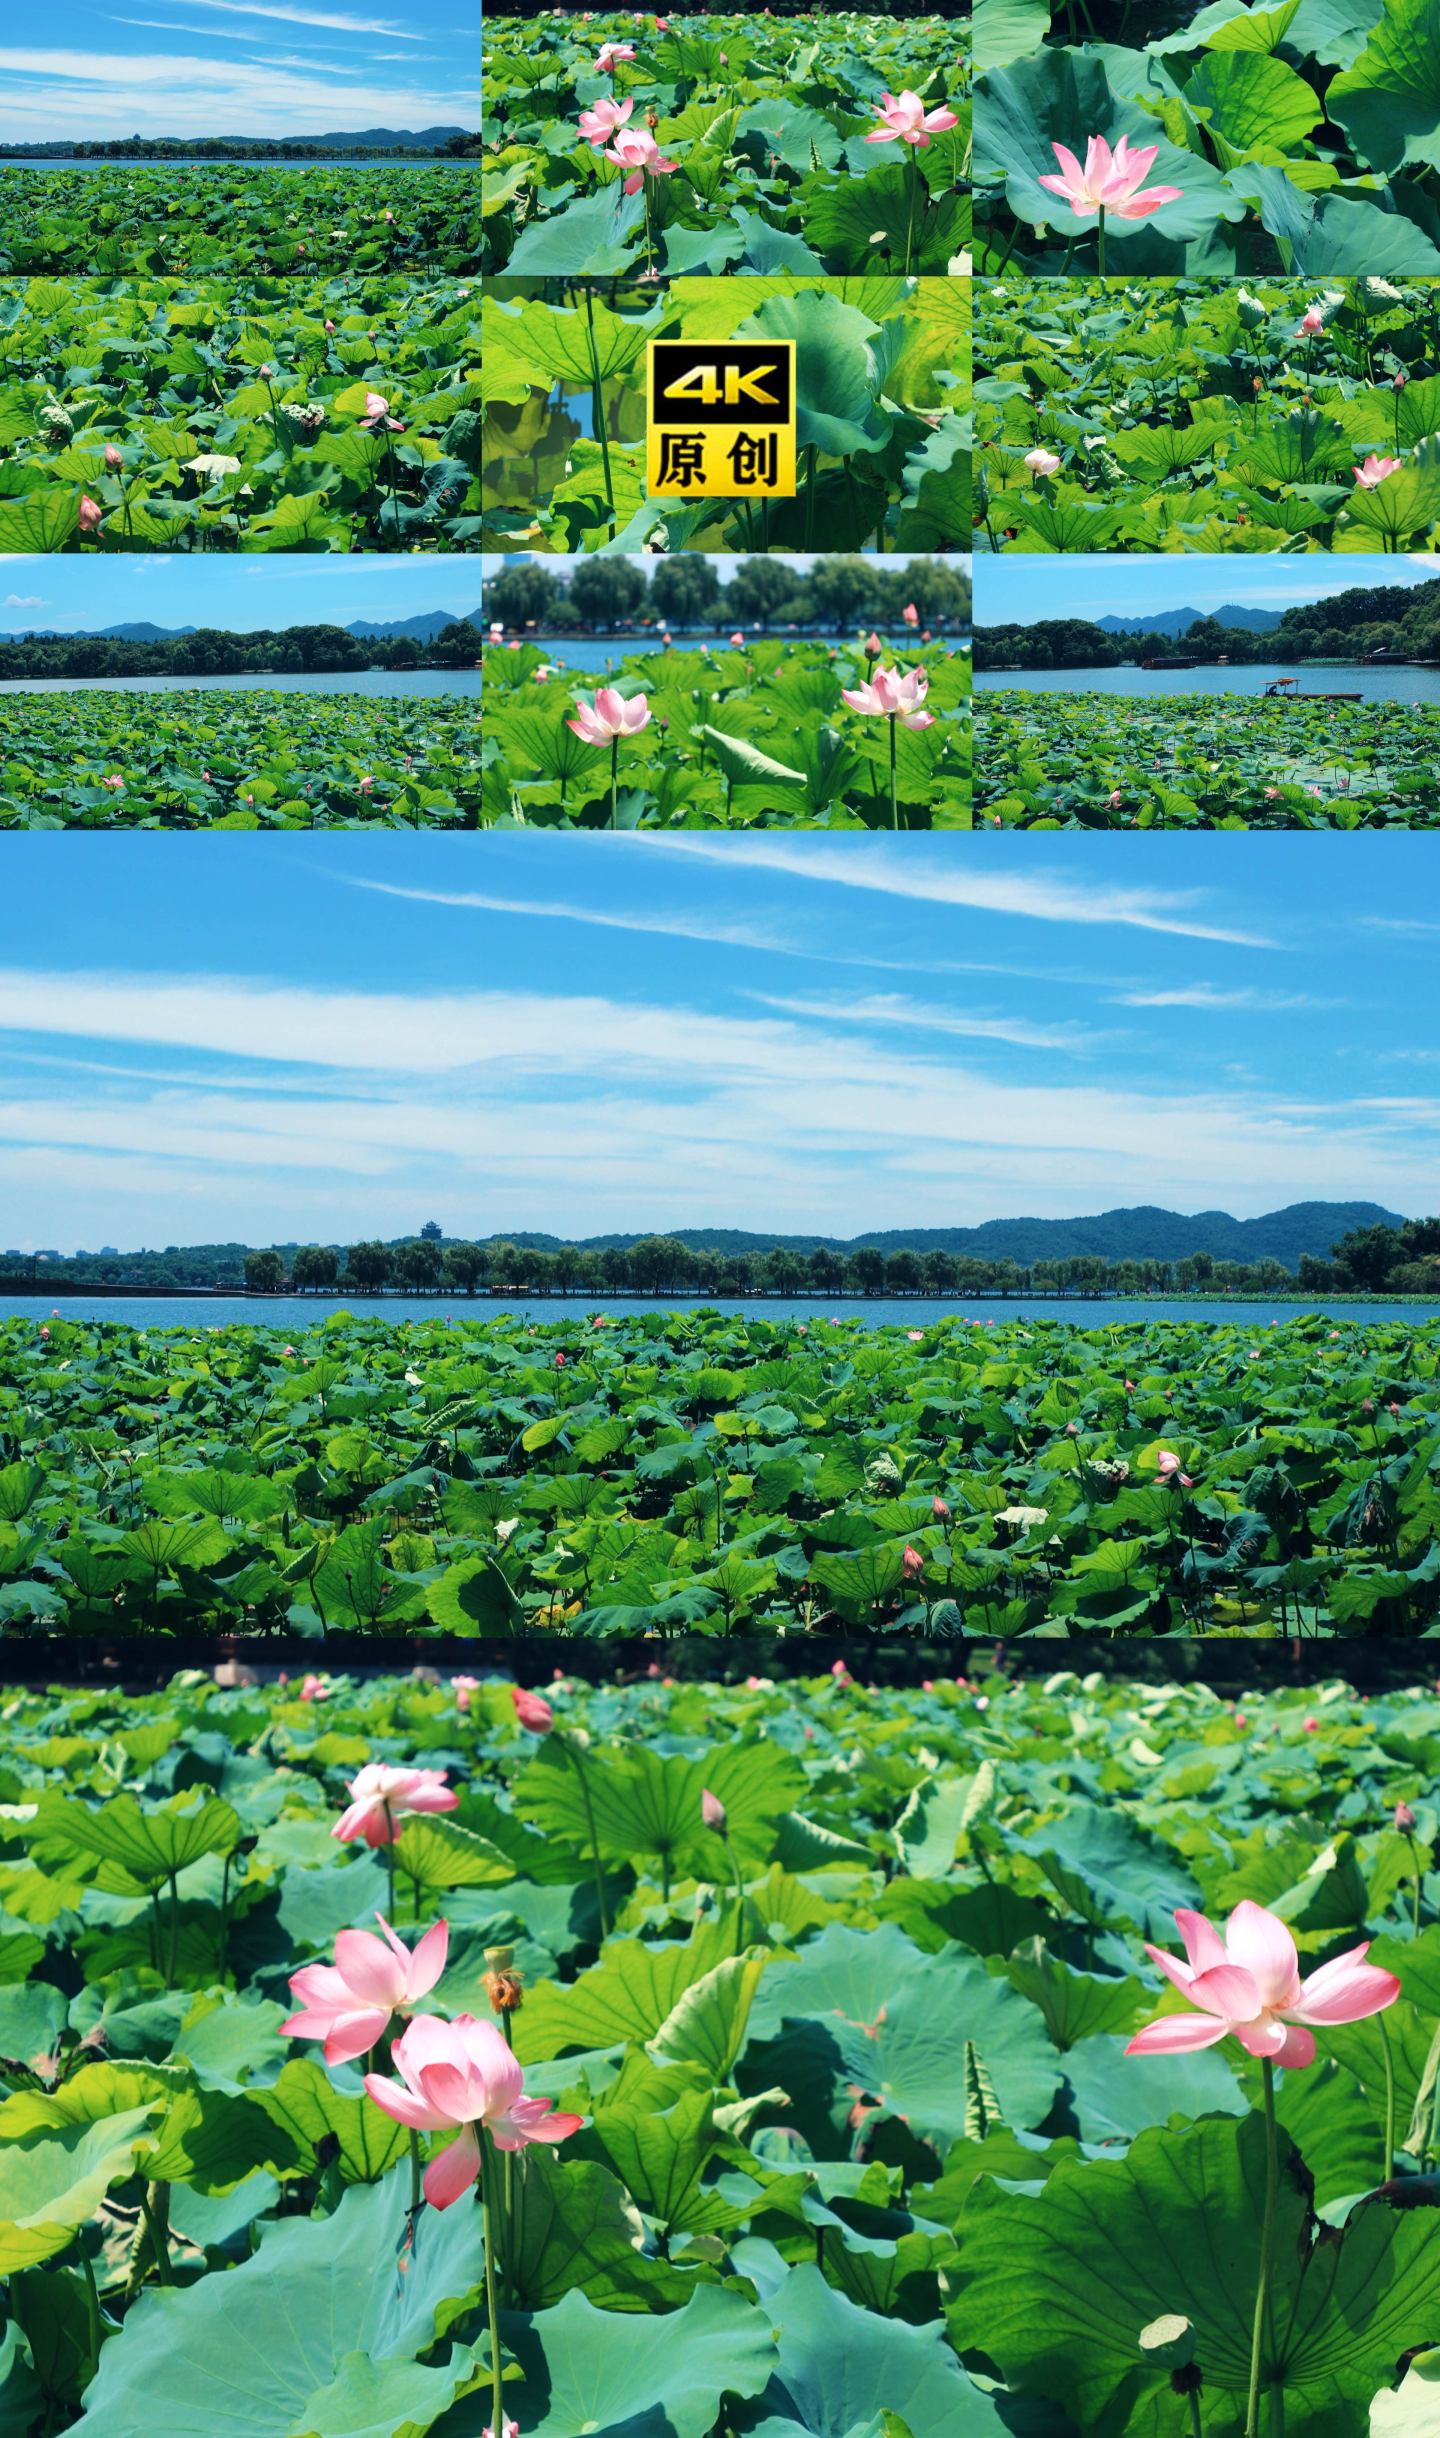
[{"x1": 420, "y1": 1220, "x2": 443, "y2": 1241}]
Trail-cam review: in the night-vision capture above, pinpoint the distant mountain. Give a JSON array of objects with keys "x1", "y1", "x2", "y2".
[
  {"x1": 1093, "y1": 606, "x2": 1285, "y2": 638},
  {"x1": 556, "y1": 1204, "x2": 1404, "y2": 1271},
  {"x1": 13, "y1": 614, "x2": 480, "y2": 643},
  {"x1": 346, "y1": 612, "x2": 479, "y2": 641}
]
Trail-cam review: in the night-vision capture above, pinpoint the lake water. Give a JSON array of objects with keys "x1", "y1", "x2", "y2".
[
  {"x1": 975, "y1": 662, "x2": 1440, "y2": 705},
  {"x1": 3, "y1": 1295, "x2": 1437, "y2": 1331},
  {"x1": 0, "y1": 670, "x2": 481, "y2": 700}
]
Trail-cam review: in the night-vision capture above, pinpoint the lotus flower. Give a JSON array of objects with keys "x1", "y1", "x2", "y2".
[
  {"x1": 865, "y1": 89, "x2": 960, "y2": 147},
  {"x1": 1038, "y1": 135, "x2": 1183, "y2": 221},
  {"x1": 512, "y1": 1686, "x2": 554, "y2": 1732},
  {"x1": 839, "y1": 663, "x2": 935, "y2": 730},
  {"x1": 78, "y1": 496, "x2": 104, "y2": 532},
  {"x1": 104, "y1": 443, "x2": 123, "y2": 471},
  {"x1": 359, "y1": 390, "x2": 406, "y2": 432},
  {"x1": 902, "y1": 601, "x2": 919, "y2": 624},
  {"x1": 566, "y1": 685, "x2": 652, "y2": 743},
  {"x1": 281, "y1": 1915, "x2": 449, "y2": 2065},
  {"x1": 603, "y1": 127, "x2": 679, "y2": 191},
  {"x1": 1126, "y1": 1900, "x2": 1400, "y2": 2068},
  {"x1": 578, "y1": 94, "x2": 631, "y2": 145},
  {"x1": 594, "y1": 40, "x2": 635, "y2": 68},
  {"x1": 333, "y1": 1764, "x2": 458, "y2": 1847},
  {"x1": 701, "y1": 1788, "x2": 728, "y2": 1831},
  {"x1": 1297, "y1": 304, "x2": 1325, "y2": 336},
  {"x1": 1354, "y1": 454, "x2": 1402, "y2": 488},
  {"x1": 364, "y1": 2014, "x2": 584, "y2": 2207},
  {"x1": 1023, "y1": 446, "x2": 1062, "y2": 476}
]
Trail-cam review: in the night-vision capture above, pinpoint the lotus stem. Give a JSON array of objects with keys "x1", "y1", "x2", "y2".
[
  {"x1": 564, "y1": 1735, "x2": 610, "y2": 1937},
  {"x1": 479, "y1": 2133, "x2": 506, "y2": 2438},
  {"x1": 609, "y1": 732, "x2": 619, "y2": 829},
  {"x1": 888, "y1": 714, "x2": 898, "y2": 830},
  {"x1": 1096, "y1": 204, "x2": 1106, "y2": 277},
  {"x1": 1244, "y1": 2059, "x2": 1278, "y2": 2438}
]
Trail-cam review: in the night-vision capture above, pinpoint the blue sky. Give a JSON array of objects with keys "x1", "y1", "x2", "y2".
[
  {"x1": 978, "y1": 555, "x2": 1440, "y2": 626},
  {"x1": 0, "y1": 560, "x2": 481, "y2": 635},
  {"x1": 0, "y1": 1, "x2": 477, "y2": 143},
  {"x1": 0, "y1": 835, "x2": 1436, "y2": 1249}
]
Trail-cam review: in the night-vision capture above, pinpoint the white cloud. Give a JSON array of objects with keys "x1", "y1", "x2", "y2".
[
  {"x1": 1113, "y1": 985, "x2": 1322, "y2": 1011},
  {"x1": 0, "y1": 45, "x2": 473, "y2": 136},
  {"x1": 2, "y1": 595, "x2": 47, "y2": 610},
  {"x1": 132, "y1": 0, "x2": 426, "y2": 36},
  {"x1": 749, "y1": 992, "x2": 1097, "y2": 1053},
  {"x1": 640, "y1": 838, "x2": 1275, "y2": 947}
]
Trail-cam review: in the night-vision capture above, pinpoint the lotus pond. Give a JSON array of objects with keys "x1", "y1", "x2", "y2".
[
  {"x1": 481, "y1": 637, "x2": 971, "y2": 826},
  {"x1": 0, "y1": 278, "x2": 482, "y2": 555},
  {"x1": 482, "y1": 276, "x2": 970, "y2": 554},
  {"x1": 3, "y1": 1663, "x2": 1440, "y2": 2433},
  {"x1": 482, "y1": 13, "x2": 970, "y2": 277},
  {"x1": 974, "y1": 691, "x2": 1440, "y2": 825},
  {"x1": 973, "y1": 0, "x2": 1440, "y2": 276},
  {"x1": 3, "y1": 1308, "x2": 1440, "y2": 1635},
  {"x1": 0, "y1": 165, "x2": 481, "y2": 280},
  {"x1": 974, "y1": 277, "x2": 1440, "y2": 555},
  {"x1": 0, "y1": 694, "x2": 483, "y2": 830}
]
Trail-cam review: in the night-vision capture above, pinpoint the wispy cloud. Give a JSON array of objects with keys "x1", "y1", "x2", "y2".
[
  {"x1": 750, "y1": 992, "x2": 1097, "y2": 1054},
  {"x1": 2, "y1": 595, "x2": 47, "y2": 610},
  {"x1": 642, "y1": 839, "x2": 1275, "y2": 947},
  {"x1": 1113, "y1": 985, "x2": 1322, "y2": 1011},
  {"x1": 143, "y1": 0, "x2": 425, "y2": 35}
]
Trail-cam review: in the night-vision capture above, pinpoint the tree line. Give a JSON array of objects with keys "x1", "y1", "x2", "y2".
[
  {"x1": 1299, "y1": 1216, "x2": 1440, "y2": 1297},
  {"x1": 485, "y1": 556, "x2": 972, "y2": 639},
  {"x1": 975, "y1": 577, "x2": 1440, "y2": 671},
  {"x1": 0, "y1": 621, "x2": 485, "y2": 684},
  {"x1": 0, "y1": 137, "x2": 481, "y2": 159},
  {"x1": 228, "y1": 1239, "x2": 1315, "y2": 1300}
]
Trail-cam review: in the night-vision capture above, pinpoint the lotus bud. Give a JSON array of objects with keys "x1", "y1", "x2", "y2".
[
  {"x1": 1396, "y1": 1800, "x2": 1417, "y2": 1832},
  {"x1": 701, "y1": 1788, "x2": 728, "y2": 1833}
]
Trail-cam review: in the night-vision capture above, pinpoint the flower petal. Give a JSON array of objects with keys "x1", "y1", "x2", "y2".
[{"x1": 1225, "y1": 1901, "x2": 1301, "y2": 2010}]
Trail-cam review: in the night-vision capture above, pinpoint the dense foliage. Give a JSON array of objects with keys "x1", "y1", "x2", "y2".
[
  {"x1": 2, "y1": 1309, "x2": 1440, "y2": 1635},
  {"x1": 974, "y1": 277, "x2": 1440, "y2": 553},
  {"x1": 483, "y1": 551, "x2": 971, "y2": 638},
  {"x1": 483, "y1": 276, "x2": 969, "y2": 553},
  {"x1": 0, "y1": 279, "x2": 482, "y2": 554},
  {"x1": 0, "y1": 622, "x2": 484, "y2": 684},
  {"x1": 0, "y1": 166, "x2": 481, "y2": 280},
  {"x1": 0, "y1": 693, "x2": 482, "y2": 830},
  {"x1": 973, "y1": 0, "x2": 1440, "y2": 275},
  {"x1": 3, "y1": 1664, "x2": 1440, "y2": 2432},
  {"x1": 975, "y1": 691, "x2": 1440, "y2": 824},
  {"x1": 482, "y1": 14, "x2": 969, "y2": 276},
  {"x1": 481, "y1": 637, "x2": 971, "y2": 827}
]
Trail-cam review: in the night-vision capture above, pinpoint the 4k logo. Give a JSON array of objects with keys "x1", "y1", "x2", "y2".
[{"x1": 647, "y1": 339, "x2": 796, "y2": 499}]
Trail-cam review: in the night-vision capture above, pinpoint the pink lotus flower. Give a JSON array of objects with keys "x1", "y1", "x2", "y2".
[
  {"x1": 701, "y1": 1788, "x2": 727, "y2": 1831},
  {"x1": 840, "y1": 663, "x2": 935, "y2": 730},
  {"x1": 566, "y1": 685, "x2": 651, "y2": 743},
  {"x1": 902, "y1": 1545, "x2": 924, "y2": 1580},
  {"x1": 281, "y1": 1914, "x2": 448, "y2": 2065},
  {"x1": 333, "y1": 1764, "x2": 459, "y2": 1847},
  {"x1": 1038, "y1": 134, "x2": 1183, "y2": 221},
  {"x1": 1354, "y1": 454, "x2": 1402, "y2": 488},
  {"x1": 866, "y1": 89, "x2": 960, "y2": 146},
  {"x1": 902, "y1": 601, "x2": 919, "y2": 624},
  {"x1": 1297, "y1": 305, "x2": 1325, "y2": 336},
  {"x1": 512, "y1": 1686, "x2": 554, "y2": 1733},
  {"x1": 364, "y1": 2014, "x2": 584, "y2": 2207},
  {"x1": 1155, "y1": 1449, "x2": 1193, "y2": 1486},
  {"x1": 603, "y1": 127, "x2": 679, "y2": 190},
  {"x1": 1126, "y1": 1900, "x2": 1400, "y2": 2069},
  {"x1": 101, "y1": 773, "x2": 124, "y2": 789},
  {"x1": 359, "y1": 391, "x2": 406, "y2": 433},
  {"x1": 594, "y1": 39, "x2": 635, "y2": 67},
  {"x1": 1396, "y1": 1800, "x2": 1417, "y2": 1832},
  {"x1": 79, "y1": 496, "x2": 104, "y2": 532},
  {"x1": 299, "y1": 1673, "x2": 329, "y2": 1702},
  {"x1": 104, "y1": 443, "x2": 123, "y2": 470},
  {"x1": 1023, "y1": 446, "x2": 1061, "y2": 477},
  {"x1": 452, "y1": 1673, "x2": 481, "y2": 1712},
  {"x1": 578, "y1": 94, "x2": 632, "y2": 145},
  {"x1": 729, "y1": 630, "x2": 745, "y2": 646},
  {"x1": 862, "y1": 630, "x2": 882, "y2": 655}
]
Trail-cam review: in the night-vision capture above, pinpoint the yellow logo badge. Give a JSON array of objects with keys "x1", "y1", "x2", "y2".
[{"x1": 646, "y1": 340, "x2": 797, "y2": 499}]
